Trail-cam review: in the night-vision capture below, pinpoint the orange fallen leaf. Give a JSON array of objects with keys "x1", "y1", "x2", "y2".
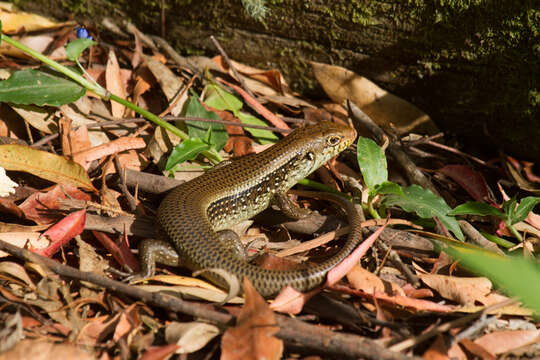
[
  {"x1": 221, "y1": 278, "x2": 283, "y2": 360},
  {"x1": 72, "y1": 137, "x2": 146, "y2": 169},
  {"x1": 347, "y1": 265, "x2": 405, "y2": 296}
]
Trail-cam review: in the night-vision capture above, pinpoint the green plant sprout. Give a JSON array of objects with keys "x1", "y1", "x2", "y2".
[{"x1": 0, "y1": 24, "x2": 222, "y2": 164}]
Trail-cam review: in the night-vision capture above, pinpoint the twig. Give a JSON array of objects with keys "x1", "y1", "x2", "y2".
[
  {"x1": 377, "y1": 240, "x2": 421, "y2": 288},
  {"x1": 114, "y1": 155, "x2": 138, "y2": 212},
  {"x1": 210, "y1": 35, "x2": 256, "y2": 99},
  {"x1": 388, "y1": 298, "x2": 518, "y2": 352},
  {"x1": 0, "y1": 239, "x2": 418, "y2": 360},
  {"x1": 347, "y1": 100, "x2": 441, "y2": 196}
]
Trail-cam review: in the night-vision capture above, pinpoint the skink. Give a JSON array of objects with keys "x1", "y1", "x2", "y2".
[{"x1": 138, "y1": 121, "x2": 359, "y2": 297}]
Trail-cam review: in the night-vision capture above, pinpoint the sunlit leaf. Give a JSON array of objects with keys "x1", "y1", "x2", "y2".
[
  {"x1": 383, "y1": 184, "x2": 463, "y2": 240},
  {"x1": 165, "y1": 138, "x2": 211, "y2": 172},
  {"x1": 356, "y1": 136, "x2": 387, "y2": 194},
  {"x1": 0, "y1": 69, "x2": 84, "y2": 106},
  {"x1": 65, "y1": 38, "x2": 96, "y2": 61}
]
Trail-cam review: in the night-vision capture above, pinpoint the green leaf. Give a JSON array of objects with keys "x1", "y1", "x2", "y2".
[
  {"x1": 436, "y1": 238, "x2": 540, "y2": 315},
  {"x1": 503, "y1": 195, "x2": 518, "y2": 220},
  {"x1": 65, "y1": 38, "x2": 97, "y2": 61},
  {"x1": 356, "y1": 136, "x2": 387, "y2": 194},
  {"x1": 204, "y1": 83, "x2": 278, "y2": 144},
  {"x1": 184, "y1": 93, "x2": 227, "y2": 151},
  {"x1": 236, "y1": 112, "x2": 279, "y2": 144},
  {"x1": 449, "y1": 201, "x2": 504, "y2": 218},
  {"x1": 374, "y1": 181, "x2": 403, "y2": 196},
  {"x1": 510, "y1": 196, "x2": 540, "y2": 225},
  {"x1": 383, "y1": 184, "x2": 464, "y2": 240},
  {"x1": 204, "y1": 83, "x2": 243, "y2": 112},
  {"x1": 0, "y1": 69, "x2": 85, "y2": 106},
  {"x1": 165, "y1": 138, "x2": 211, "y2": 171}
]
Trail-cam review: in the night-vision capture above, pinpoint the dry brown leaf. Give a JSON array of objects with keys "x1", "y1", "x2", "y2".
[
  {"x1": 474, "y1": 330, "x2": 540, "y2": 355},
  {"x1": 72, "y1": 137, "x2": 146, "y2": 169},
  {"x1": 165, "y1": 322, "x2": 220, "y2": 354},
  {"x1": 419, "y1": 273, "x2": 492, "y2": 306},
  {"x1": 105, "y1": 50, "x2": 127, "y2": 118},
  {"x1": 10, "y1": 104, "x2": 57, "y2": 134},
  {"x1": 60, "y1": 117, "x2": 91, "y2": 157},
  {"x1": 144, "y1": 55, "x2": 187, "y2": 116},
  {"x1": 347, "y1": 265, "x2": 405, "y2": 296},
  {"x1": 311, "y1": 61, "x2": 437, "y2": 135},
  {"x1": 221, "y1": 278, "x2": 283, "y2": 360},
  {"x1": 0, "y1": 340, "x2": 94, "y2": 360},
  {"x1": 19, "y1": 184, "x2": 91, "y2": 225}
]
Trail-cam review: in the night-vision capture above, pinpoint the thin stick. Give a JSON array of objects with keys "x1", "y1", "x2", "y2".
[{"x1": 210, "y1": 35, "x2": 256, "y2": 99}]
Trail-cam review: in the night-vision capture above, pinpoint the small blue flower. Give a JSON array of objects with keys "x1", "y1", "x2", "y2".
[{"x1": 76, "y1": 27, "x2": 93, "y2": 40}]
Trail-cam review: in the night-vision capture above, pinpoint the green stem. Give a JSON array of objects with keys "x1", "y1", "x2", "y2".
[
  {"x1": 1, "y1": 34, "x2": 106, "y2": 97},
  {"x1": 1, "y1": 34, "x2": 223, "y2": 164},
  {"x1": 109, "y1": 95, "x2": 222, "y2": 164},
  {"x1": 298, "y1": 179, "x2": 351, "y2": 199},
  {"x1": 367, "y1": 196, "x2": 380, "y2": 219},
  {"x1": 506, "y1": 222, "x2": 523, "y2": 242}
]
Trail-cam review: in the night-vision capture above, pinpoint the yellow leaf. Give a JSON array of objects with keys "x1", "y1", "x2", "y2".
[{"x1": 0, "y1": 144, "x2": 96, "y2": 191}]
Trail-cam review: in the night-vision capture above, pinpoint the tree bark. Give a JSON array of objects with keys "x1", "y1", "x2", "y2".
[{"x1": 18, "y1": 0, "x2": 540, "y2": 161}]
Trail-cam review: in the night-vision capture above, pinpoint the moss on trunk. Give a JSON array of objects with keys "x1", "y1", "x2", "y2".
[{"x1": 15, "y1": 0, "x2": 540, "y2": 161}]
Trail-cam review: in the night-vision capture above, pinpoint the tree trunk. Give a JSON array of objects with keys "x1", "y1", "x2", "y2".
[{"x1": 17, "y1": 0, "x2": 540, "y2": 161}]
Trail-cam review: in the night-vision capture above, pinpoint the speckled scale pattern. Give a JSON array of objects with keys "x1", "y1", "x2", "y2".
[{"x1": 156, "y1": 121, "x2": 358, "y2": 297}]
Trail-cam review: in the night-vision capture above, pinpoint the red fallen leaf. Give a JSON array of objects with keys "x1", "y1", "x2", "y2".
[
  {"x1": 19, "y1": 184, "x2": 91, "y2": 225},
  {"x1": 33, "y1": 209, "x2": 86, "y2": 257},
  {"x1": 439, "y1": 165, "x2": 496, "y2": 206},
  {"x1": 221, "y1": 278, "x2": 283, "y2": 360},
  {"x1": 92, "y1": 230, "x2": 139, "y2": 272}
]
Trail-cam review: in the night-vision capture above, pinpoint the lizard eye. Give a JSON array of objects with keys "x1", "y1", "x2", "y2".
[{"x1": 327, "y1": 135, "x2": 341, "y2": 146}]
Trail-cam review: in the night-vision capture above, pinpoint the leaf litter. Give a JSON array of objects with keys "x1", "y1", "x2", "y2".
[{"x1": 0, "y1": 6, "x2": 538, "y2": 360}]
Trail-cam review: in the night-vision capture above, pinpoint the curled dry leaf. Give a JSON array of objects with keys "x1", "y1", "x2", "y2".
[
  {"x1": 165, "y1": 322, "x2": 220, "y2": 354},
  {"x1": 311, "y1": 61, "x2": 437, "y2": 135},
  {"x1": 0, "y1": 144, "x2": 96, "y2": 191},
  {"x1": 419, "y1": 273, "x2": 492, "y2": 306},
  {"x1": 19, "y1": 184, "x2": 91, "y2": 225},
  {"x1": 221, "y1": 278, "x2": 283, "y2": 360},
  {"x1": 474, "y1": 329, "x2": 540, "y2": 355}
]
